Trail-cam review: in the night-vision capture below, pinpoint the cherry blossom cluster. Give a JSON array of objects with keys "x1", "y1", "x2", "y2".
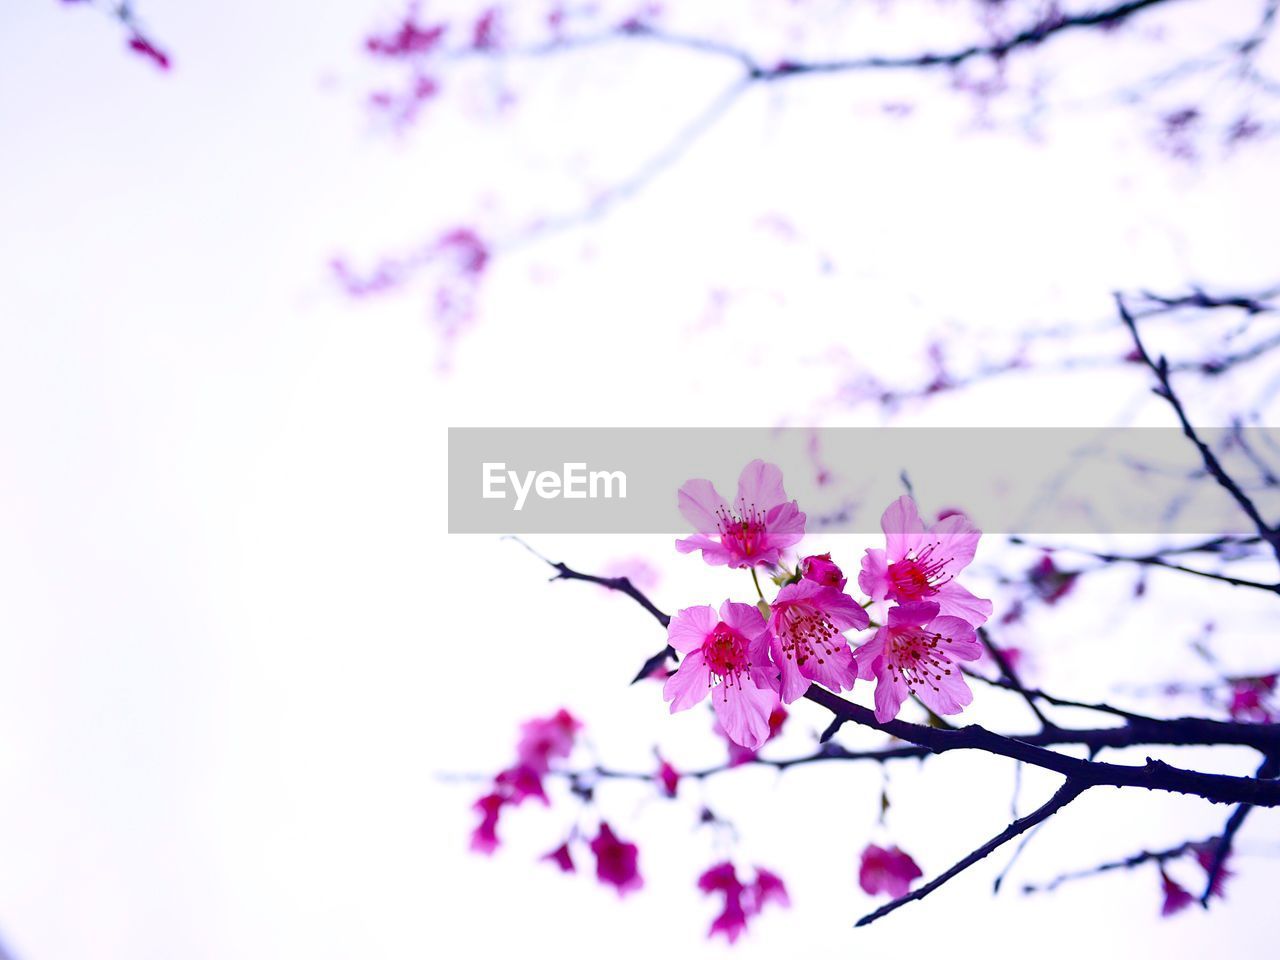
[
  {"x1": 467, "y1": 707, "x2": 793, "y2": 935},
  {"x1": 666, "y1": 460, "x2": 993, "y2": 748}
]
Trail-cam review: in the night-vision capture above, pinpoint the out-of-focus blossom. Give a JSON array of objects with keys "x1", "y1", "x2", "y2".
[
  {"x1": 748, "y1": 867, "x2": 791, "y2": 911},
  {"x1": 1228, "y1": 674, "x2": 1277, "y2": 723},
  {"x1": 676, "y1": 460, "x2": 806, "y2": 569},
  {"x1": 601, "y1": 556, "x2": 662, "y2": 595},
  {"x1": 698, "y1": 862, "x2": 789, "y2": 942},
  {"x1": 859, "y1": 495, "x2": 993, "y2": 626},
  {"x1": 1028, "y1": 553, "x2": 1078, "y2": 605},
  {"x1": 542, "y1": 842, "x2": 576, "y2": 873},
  {"x1": 657, "y1": 757, "x2": 680, "y2": 798},
  {"x1": 664, "y1": 601, "x2": 780, "y2": 750},
  {"x1": 590, "y1": 822, "x2": 643, "y2": 896},
  {"x1": 128, "y1": 33, "x2": 171, "y2": 70},
  {"x1": 365, "y1": 11, "x2": 447, "y2": 57},
  {"x1": 1191, "y1": 842, "x2": 1233, "y2": 899},
  {"x1": 801, "y1": 552, "x2": 846, "y2": 589},
  {"x1": 516, "y1": 708, "x2": 582, "y2": 774},
  {"x1": 767, "y1": 579, "x2": 870, "y2": 702},
  {"x1": 859, "y1": 844, "x2": 923, "y2": 898},
  {"x1": 471, "y1": 7, "x2": 503, "y2": 49},
  {"x1": 470, "y1": 793, "x2": 505, "y2": 855},
  {"x1": 493, "y1": 764, "x2": 549, "y2": 805},
  {"x1": 470, "y1": 708, "x2": 582, "y2": 854},
  {"x1": 1160, "y1": 870, "x2": 1195, "y2": 916},
  {"x1": 855, "y1": 601, "x2": 983, "y2": 722}
]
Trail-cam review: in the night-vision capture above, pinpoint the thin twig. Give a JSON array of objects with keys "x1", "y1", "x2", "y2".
[{"x1": 855, "y1": 779, "x2": 1088, "y2": 926}]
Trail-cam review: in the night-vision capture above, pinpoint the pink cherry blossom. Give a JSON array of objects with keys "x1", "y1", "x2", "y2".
[
  {"x1": 676, "y1": 460, "x2": 806, "y2": 569},
  {"x1": 516, "y1": 708, "x2": 581, "y2": 774},
  {"x1": 859, "y1": 495, "x2": 993, "y2": 626},
  {"x1": 698, "y1": 862, "x2": 790, "y2": 942},
  {"x1": 542, "y1": 842, "x2": 576, "y2": 873},
  {"x1": 470, "y1": 793, "x2": 504, "y2": 855},
  {"x1": 767, "y1": 579, "x2": 870, "y2": 703},
  {"x1": 664, "y1": 601, "x2": 781, "y2": 750},
  {"x1": 716, "y1": 705, "x2": 788, "y2": 766},
  {"x1": 748, "y1": 867, "x2": 791, "y2": 912},
  {"x1": 1228, "y1": 674, "x2": 1277, "y2": 723},
  {"x1": 855, "y1": 601, "x2": 983, "y2": 722},
  {"x1": 1160, "y1": 870, "x2": 1194, "y2": 916},
  {"x1": 1029, "y1": 553, "x2": 1078, "y2": 605},
  {"x1": 1192, "y1": 842, "x2": 1233, "y2": 899},
  {"x1": 859, "y1": 844, "x2": 923, "y2": 898},
  {"x1": 493, "y1": 764, "x2": 548, "y2": 805},
  {"x1": 801, "y1": 552, "x2": 846, "y2": 589},
  {"x1": 657, "y1": 756, "x2": 680, "y2": 798},
  {"x1": 590, "y1": 822, "x2": 643, "y2": 896}
]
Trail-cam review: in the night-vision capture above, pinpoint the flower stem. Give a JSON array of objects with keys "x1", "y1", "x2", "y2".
[{"x1": 750, "y1": 567, "x2": 765, "y2": 601}]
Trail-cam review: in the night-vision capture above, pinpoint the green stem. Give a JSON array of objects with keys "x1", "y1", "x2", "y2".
[{"x1": 750, "y1": 567, "x2": 765, "y2": 601}]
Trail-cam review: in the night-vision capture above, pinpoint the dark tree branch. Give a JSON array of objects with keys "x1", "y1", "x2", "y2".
[
  {"x1": 855, "y1": 778, "x2": 1089, "y2": 927},
  {"x1": 1118, "y1": 292, "x2": 1280, "y2": 568},
  {"x1": 804, "y1": 685, "x2": 1280, "y2": 806},
  {"x1": 522, "y1": 550, "x2": 1280, "y2": 805},
  {"x1": 1197, "y1": 751, "x2": 1280, "y2": 904},
  {"x1": 1008, "y1": 542, "x2": 1280, "y2": 593},
  {"x1": 1022, "y1": 837, "x2": 1209, "y2": 894}
]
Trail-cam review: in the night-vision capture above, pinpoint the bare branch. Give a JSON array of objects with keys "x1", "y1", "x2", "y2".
[{"x1": 855, "y1": 779, "x2": 1089, "y2": 927}]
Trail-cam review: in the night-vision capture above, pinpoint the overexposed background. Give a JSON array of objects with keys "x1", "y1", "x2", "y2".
[{"x1": 1, "y1": 1, "x2": 1278, "y2": 957}]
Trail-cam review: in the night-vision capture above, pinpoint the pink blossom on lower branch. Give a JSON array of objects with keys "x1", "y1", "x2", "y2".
[
  {"x1": 855, "y1": 601, "x2": 983, "y2": 722},
  {"x1": 858, "y1": 495, "x2": 993, "y2": 626},
  {"x1": 859, "y1": 844, "x2": 923, "y2": 898},
  {"x1": 470, "y1": 794, "x2": 504, "y2": 855},
  {"x1": 590, "y1": 822, "x2": 643, "y2": 896},
  {"x1": 676, "y1": 460, "x2": 806, "y2": 569},
  {"x1": 767, "y1": 579, "x2": 870, "y2": 702},
  {"x1": 1228, "y1": 674, "x2": 1277, "y2": 722},
  {"x1": 664, "y1": 601, "x2": 781, "y2": 750},
  {"x1": 541, "y1": 842, "x2": 576, "y2": 873},
  {"x1": 698, "y1": 862, "x2": 790, "y2": 942},
  {"x1": 1159, "y1": 870, "x2": 1195, "y2": 916},
  {"x1": 469, "y1": 708, "x2": 582, "y2": 854}
]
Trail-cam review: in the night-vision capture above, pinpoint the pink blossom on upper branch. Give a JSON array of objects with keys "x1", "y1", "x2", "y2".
[
  {"x1": 859, "y1": 495, "x2": 993, "y2": 626},
  {"x1": 590, "y1": 822, "x2": 643, "y2": 896},
  {"x1": 801, "y1": 552, "x2": 846, "y2": 589},
  {"x1": 859, "y1": 844, "x2": 923, "y2": 898},
  {"x1": 855, "y1": 601, "x2": 983, "y2": 723},
  {"x1": 676, "y1": 460, "x2": 806, "y2": 569},
  {"x1": 664, "y1": 601, "x2": 780, "y2": 750},
  {"x1": 767, "y1": 579, "x2": 870, "y2": 703}
]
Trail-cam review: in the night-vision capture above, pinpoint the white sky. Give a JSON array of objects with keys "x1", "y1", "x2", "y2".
[{"x1": 1, "y1": 1, "x2": 1278, "y2": 958}]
